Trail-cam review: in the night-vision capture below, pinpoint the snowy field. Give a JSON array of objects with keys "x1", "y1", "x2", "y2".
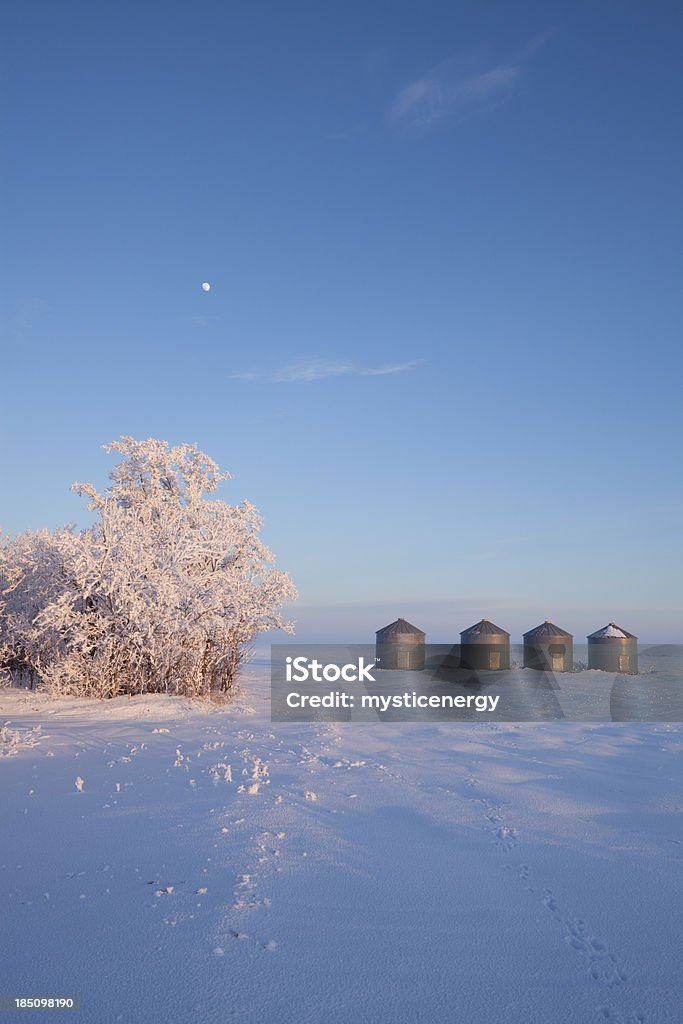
[{"x1": 1, "y1": 665, "x2": 681, "y2": 1024}]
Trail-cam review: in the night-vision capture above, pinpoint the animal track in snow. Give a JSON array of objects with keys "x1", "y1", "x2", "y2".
[
  {"x1": 318, "y1": 756, "x2": 367, "y2": 770},
  {"x1": 494, "y1": 825, "x2": 518, "y2": 851},
  {"x1": 233, "y1": 837, "x2": 277, "y2": 906},
  {"x1": 463, "y1": 756, "x2": 647, "y2": 1024},
  {"x1": 174, "y1": 747, "x2": 189, "y2": 770},
  {"x1": 518, "y1": 863, "x2": 533, "y2": 892},
  {"x1": 465, "y1": 759, "x2": 637, "y2": 1017},
  {"x1": 466, "y1": 773, "x2": 519, "y2": 854},
  {"x1": 107, "y1": 743, "x2": 144, "y2": 767},
  {"x1": 233, "y1": 873, "x2": 267, "y2": 910},
  {"x1": 541, "y1": 889, "x2": 628, "y2": 989},
  {"x1": 598, "y1": 1008, "x2": 645, "y2": 1023}
]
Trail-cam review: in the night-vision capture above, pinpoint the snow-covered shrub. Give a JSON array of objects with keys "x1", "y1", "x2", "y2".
[
  {"x1": 0, "y1": 438, "x2": 296, "y2": 698},
  {"x1": 0, "y1": 527, "x2": 70, "y2": 688}
]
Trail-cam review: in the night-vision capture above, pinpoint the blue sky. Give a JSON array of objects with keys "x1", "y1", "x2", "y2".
[{"x1": 2, "y1": 1, "x2": 682, "y2": 641}]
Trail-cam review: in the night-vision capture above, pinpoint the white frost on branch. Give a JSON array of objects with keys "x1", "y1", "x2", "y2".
[{"x1": 0, "y1": 437, "x2": 297, "y2": 699}]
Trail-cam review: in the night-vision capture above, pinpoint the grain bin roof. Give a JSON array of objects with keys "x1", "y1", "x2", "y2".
[
  {"x1": 588, "y1": 623, "x2": 638, "y2": 640},
  {"x1": 523, "y1": 621, "x2": 573, "y2": 640},
  {"x1": 461, "y1": 618, "x2": 510, "y2": 638},
  {"x1": 376, "y1": 618, "x2": 425, "y2": 639}
]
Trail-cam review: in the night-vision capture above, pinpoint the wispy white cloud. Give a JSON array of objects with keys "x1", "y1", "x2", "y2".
[
  {"x1": 390, "y1": 76, "x2": 447, "y2": 128},
  {"x1": 457, "y1": 65, "x2": 520, "y2": 104},
  {"x1": 361, "y1": 360, "x2": 421, "y2": 377},
  {"x1": 390, "y1": 59, "x2": 520, "y2": 129},
  {"x1": 272, "y1": 360, "x2": 353, "y2": 383},
  {"x1": 389, "y1": 33, "x2": 553, "y2": 130},
  {"x1": 229, "y1": 358, "x2": 422, "y2": 384}
]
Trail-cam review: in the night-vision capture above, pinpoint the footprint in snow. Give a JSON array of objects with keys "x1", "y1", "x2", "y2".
[
  {"x1": 494, "y1": 825, "x2": 518, "y2": 851},
  {"x1": 542, "y1": 890, "x2": 628, "y2": 989},
  {"x1": 599, "y1": 1008, "x2": 645, "y2": 1023}
]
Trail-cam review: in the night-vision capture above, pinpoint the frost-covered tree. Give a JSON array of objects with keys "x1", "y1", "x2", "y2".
[
  {"x1": 0, "y1": 438, "x2": 296, "y2": 698},
  {"x1": 0, "y1": 527, "x2": 69, "y2": 687}
]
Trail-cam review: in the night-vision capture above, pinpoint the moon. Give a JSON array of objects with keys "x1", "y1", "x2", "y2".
[{"x1": 201, "y1": 282, "x2": 211, "y2": 292}]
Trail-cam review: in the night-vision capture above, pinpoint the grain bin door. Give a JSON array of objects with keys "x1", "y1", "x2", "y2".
[
  {"x1": 489, "y1": 651, "x2": 501, "y2": 670},
  {"x1": 551, "y1": 652, "x2": 564, "y2": 672},
  {"x1": 397, "y1": 649, "x2": 410, "y2": 670}
]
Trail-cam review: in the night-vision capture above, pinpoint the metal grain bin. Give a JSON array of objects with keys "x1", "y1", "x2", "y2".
[
  {"x1": 587, "y1": 623, "x2": 638, "y2": 674},
  {"x1": 523, "y1": 621, "x2": 573, "y2": 672},
  {"x1": 375, "y1": 618, "x2": 426, "y2": 670},
  {"x1": 460, "y1": 618, "x2": 510, "y2": 671}
]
